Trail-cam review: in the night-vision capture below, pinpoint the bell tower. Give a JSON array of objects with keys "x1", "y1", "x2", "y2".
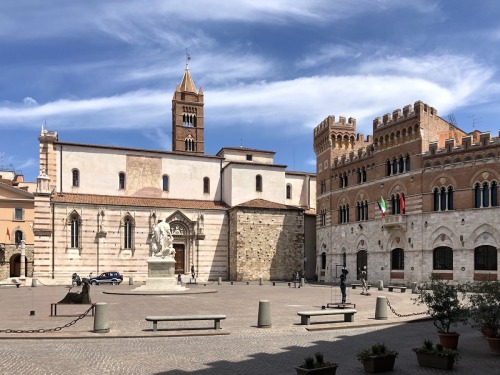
[{"x1": 172, "y1": 59, "x2": 204, "y2": 154}]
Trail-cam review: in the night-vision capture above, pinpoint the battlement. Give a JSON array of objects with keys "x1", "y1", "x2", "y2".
[
  {"x1": 314, "y1": 115, "x2": 356, "y2": 137},
  {"x1": 373, "y1": 100, "x2": 437, "y2": 132},
  {"x1": 424, "y1": 131, "x2": 500, "y2": 158},
  {"x1": 332, "y1": 144, "x2": 375, "y2": 168}
]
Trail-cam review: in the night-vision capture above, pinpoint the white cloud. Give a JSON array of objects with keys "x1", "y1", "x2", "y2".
[{"x1": 23, "y1": 97, "x2": 38, "y2": 106}]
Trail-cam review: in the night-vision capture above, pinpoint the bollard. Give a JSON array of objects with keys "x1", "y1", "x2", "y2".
[
  {"x1": 246, "y1": 281, "x2": 249, "y2": 285},
  {"x1": 300, "y1": 278, "x2": 305, "y2": 287},
  {"x1": 411, "y1": 282, "x2": 418, "y2": 294},
  {"x1": 31, "y1": 278, "x2": 38, "y2": 287},
  {"x1": 259, "y1": 278, "x2": 263, "y2": 286},
  {"x1": 257, "y1": 300, "x2": 272, "y2": 328},
  {"x1": 272, "y1": 282, "x2": 276, "y2": 286},
  {"x1": 218, "y1": 277, "x2": 222, "y2": 285},
  {"x1": 93, "y1": 302, "x2": 110, "y2": 333},
  {"x1": 129, "y1": 277, "x2": 134, "y2": 285},
  {"x1": 230, "y1": 281, "x2": 233, "y2": 285},
  {"x1": 378, "y1": 280, "x2": 384, "y2": 291},
  {"x1": 375, "y1": 296, "x2": 388, "y2": 320}
]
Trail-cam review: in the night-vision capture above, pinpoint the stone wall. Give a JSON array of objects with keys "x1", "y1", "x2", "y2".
[{"x1": 229, "y1": 207, "x2": 304, "y2": 281}]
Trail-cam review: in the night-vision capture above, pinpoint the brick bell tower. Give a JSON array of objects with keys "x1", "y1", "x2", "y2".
[{"x1": 172, "y1": 59, "x2": 204, "y2": 154}]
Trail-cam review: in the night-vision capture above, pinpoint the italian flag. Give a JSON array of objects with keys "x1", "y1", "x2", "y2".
[{"x1": 378, "y1": 197, "x2": 387, "y2": 218}]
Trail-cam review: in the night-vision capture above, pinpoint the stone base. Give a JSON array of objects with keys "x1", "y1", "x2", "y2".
[{"x1": 132, "y1": 256, "x2": 188, "y2": 292}]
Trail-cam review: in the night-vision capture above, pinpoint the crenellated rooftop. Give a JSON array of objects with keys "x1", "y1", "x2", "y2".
[
  {"x1": 373, "y1": 100, "x2": 437, "y2": 133},
  {"x1": 423, "y1": 131, "x2": 500, "y2": 158},
  {"x1": 314, "y1": 115, "x2": 356, "y2": 136}
]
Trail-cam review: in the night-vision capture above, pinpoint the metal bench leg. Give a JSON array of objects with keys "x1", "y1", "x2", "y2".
[
  {"x1": 152, "y1": 321, "x2": 158, "y2": 332},
  {"x1": 214, "y1": 319, "x2": 221, "y2": 330},
  {"x1": 344, "y1": 313, "x2": 354, "y2": 322},
  {"x1": 301, "y1": 316, "x2": 310, "y2": 325},
  {"x1": 400, "y1": 288, "x2": 406, "y2": 293},
  {"x1": 388, "y1": 287, "x2": 393, "y2": 292}
]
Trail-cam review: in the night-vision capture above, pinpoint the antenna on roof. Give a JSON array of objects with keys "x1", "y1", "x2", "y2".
[{"x1": 240, "y1": 138, "x2": 243, "y2": 148}]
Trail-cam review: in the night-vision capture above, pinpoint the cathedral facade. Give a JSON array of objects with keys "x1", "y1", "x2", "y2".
[
  {"x1": 314, "y1": 101, "x2": 499, "y2": 285},
  {"x1": 32, "y1": 67, "x2": 316, "y2": 284}
]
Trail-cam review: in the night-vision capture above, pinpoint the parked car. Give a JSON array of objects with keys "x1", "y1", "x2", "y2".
[{"x1": 89, "y1": 272, "x2": 123, "y2": 285}]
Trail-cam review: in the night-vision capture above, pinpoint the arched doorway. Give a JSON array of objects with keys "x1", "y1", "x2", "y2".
[
  {"x1": 174, "y1": 244, "x2": 185, "y2": 274},
  {"x1": 10, "y1": 254, "x2": 27, "y2": 278},
  {"x1": 356, "y1": 250, "x2": 367, "y2": 280}
]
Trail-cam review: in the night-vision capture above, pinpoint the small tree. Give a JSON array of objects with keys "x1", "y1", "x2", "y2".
[
  {"x1": 466, "y1": 280, "x2": 500, "y2": 337},
  {"x1": 414, "y1": 275, "x2": 469, "y2": 333}
]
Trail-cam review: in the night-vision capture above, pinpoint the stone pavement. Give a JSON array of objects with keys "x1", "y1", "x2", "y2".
[{"x1": 0, "y1": 281, "x2": 498, "y2": 374}]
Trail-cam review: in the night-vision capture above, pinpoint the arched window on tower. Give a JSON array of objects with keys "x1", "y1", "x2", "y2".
[
  {"x1": 185, "y1": 137, "x2": 194, "y2": 152},
  {"x1": 162, "y1": 175, "x2": 169, "y2": 192},
  {"x1": 286, "y1": 184, "x2": 292, "y2": 199},
  {"x1": 256, "y1": 175, "x2": 262, "y2": 192},
  {"x1": 119, "y1": 172, "x2": 126, "y2": 190},
  {"x1": 72, "y1": 169, "x2": 79, "y2": 187},
  {"x1": 203, "y1": 177, "x2": 210, "y2": 194}
]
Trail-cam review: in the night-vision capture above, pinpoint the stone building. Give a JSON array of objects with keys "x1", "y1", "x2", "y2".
[
  {"x1": 314, "y1": 101, "x2": 499, "y2": 285},
  {"x1": 0, "y1": 170, "x2": 34, "y2": 280},
  {"x1": 31, "y1": 66, "x2": 316, "y2": 284}
]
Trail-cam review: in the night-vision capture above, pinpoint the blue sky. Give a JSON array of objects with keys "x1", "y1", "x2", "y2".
[{"x1": 1, "y1": 1, "x2": 500, "y2": 181}]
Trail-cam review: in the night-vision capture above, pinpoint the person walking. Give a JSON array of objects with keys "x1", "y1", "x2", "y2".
[{"x1": 340, "y1": 268, "x2": 348, "y2": 303}]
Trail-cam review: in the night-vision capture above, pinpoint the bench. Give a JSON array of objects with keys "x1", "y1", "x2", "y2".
[
  {"x1": 387, "y1": 285, "x2": 407, "y2": 293},
  {"x1": 50, "y1": 303, "x2": 95, "y2": 317},
  {"x1": 145, "y1": 314, "x2": 227, "y2": 332},
  {"x1": 297, "y1": 309, "x2": 357, "y2": 325},
  {"x1": 0, "y1": 283, "x2": 20, "y2": 288},
  {"x1": 351, "y1": 283, "x2": 371, "y2": 290}
]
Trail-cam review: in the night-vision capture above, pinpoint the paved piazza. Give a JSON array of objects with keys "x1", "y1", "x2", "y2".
[{"x1": 0, "y1": 281, "x2": 498, "y2": 374}]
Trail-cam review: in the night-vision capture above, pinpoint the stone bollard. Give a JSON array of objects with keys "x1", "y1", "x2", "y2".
[
  {"x1": 31, "y1": 278, "x2": 38, "y2": 287},
  {"x1": 378, "y1": 280, "x2": 384, "y2": 291},
  {"x1": 375, "y1": 296, "x2": 388, "y2": 320},
  {"x1": 259, "y1": 278, "x2": 263, "y2": 286},
  {"x1": 257, "y1": 300, "x2": 272, "y2": 328},
  {"x1": 411, "y1": 282, "x2": 418, "y2": 294},
  {"x1": 129, "y1": 277, "x2": 134, "y2": 285},
  {"x1": 300, "y1": 278, "x2": 305, "y2": 287},
  {"x1": 218, "y1": 277, "x2": 222, "y2": 285},
  {"x1": 93, "y1": 303, "x2": 110, "y2": 333}
]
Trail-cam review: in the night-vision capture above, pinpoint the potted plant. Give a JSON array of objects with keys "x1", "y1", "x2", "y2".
[
  {"x1": 356, "y1": 343, "x2": 398, "y2": 373},
  {"x1": 295, "y1": 352, "x2": 339, "y2": 374},
  {"x1": 414, "y1": 275, "x2": 469, "y2": 349},
  {"x1": 466, "y1": 280, "x2": 500, "y2": 354},
  {"x1": 413, "y1": 339, "x2": 460, "y2": 370}
]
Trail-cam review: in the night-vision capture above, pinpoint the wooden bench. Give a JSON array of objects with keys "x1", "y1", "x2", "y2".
[
  {"x1": 387, "y1": 285, "x2": 407, "y2": 293},
  {"x1": 351, "y1": 283, "x2": 371, "y2": 290},
  {"x1": 297, "y1": 309, "x2": 357, "y2": 325},
  {"x1": 50, "y1": 303, "x2": 95, "y2": 317},
  {"x1": 145, "y1": 314, "x2": 227, "y2": 331}
]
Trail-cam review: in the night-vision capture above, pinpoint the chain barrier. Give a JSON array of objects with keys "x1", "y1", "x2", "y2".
[
  {"x1": 0, "y1": 304, "x2": 95, "y2": 334},
  {"x1": 386, "y1": 298, "x2": 428, "y2": 318}
]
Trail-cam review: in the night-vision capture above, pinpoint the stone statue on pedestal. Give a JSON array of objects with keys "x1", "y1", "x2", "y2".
[{"x1": 150, "y1": 219, "x2": 175, "y2": 258}]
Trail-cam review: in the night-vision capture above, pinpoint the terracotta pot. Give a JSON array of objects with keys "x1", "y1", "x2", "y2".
[
  {"x1": 295, "y1": 364, "x2": 339, "y2": 374},
  {"x1": 415, "y1": 352, "x2": 455, "y2": 370},
  {"x1": 361, "y1": 355, "x2": 396, "y2": 373},
  {"x1": 486, "y1": 337, "x2": 500, "y2": 355},
  {"x1": 438, "y1": 332, "x2": 460, "y2": 350},
  {"x1": 481, "y1": 325, "x2": 496, "y2": 338}
]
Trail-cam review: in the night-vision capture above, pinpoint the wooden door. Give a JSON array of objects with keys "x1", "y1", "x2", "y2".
[
  {"x1": 356, "y1": 250, "x2": 367, "y2": 280},
  {"x1": 174, "y1": 244, "x2": 185, "y2": 274}
]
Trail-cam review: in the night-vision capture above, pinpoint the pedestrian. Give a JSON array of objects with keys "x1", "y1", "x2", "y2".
[
  {"x1": 360, "y1": 266, "x2": 367, "y2": 294},
  {"x1": 191, "y1": 265, "x2": 195, "y2": 280},
  {"x1": 340, "y1": 268, "x2": 348, "y2": 303},
  {"x1": 177, "y1": 273, "x2": 182, "y2": 285}
]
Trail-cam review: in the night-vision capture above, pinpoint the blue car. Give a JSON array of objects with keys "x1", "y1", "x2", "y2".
[{"x1": 89, "y1": 272, "x2": 123, "y2": 285}]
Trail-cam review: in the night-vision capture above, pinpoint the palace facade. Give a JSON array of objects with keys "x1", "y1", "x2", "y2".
[
  {"x1": 314, "y1": 101, "x2": 499, "y2": 285},
  {"x1": 31, "y1": 66, "x2": 316, "y2": 284}
]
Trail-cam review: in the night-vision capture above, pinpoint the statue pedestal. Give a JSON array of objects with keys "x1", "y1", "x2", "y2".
[{"x1": 132, "y1": 257, "x2": 187, "y2": 292}]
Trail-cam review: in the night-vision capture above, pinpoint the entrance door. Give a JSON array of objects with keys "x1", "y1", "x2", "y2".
[
  {"x1": 10, "y1": 254, "x2": 26, "y2": 277},
  {"x1": 174, "y1": 244, "x2": 185, "y2": 274},
  {"x1": 356, "y1": 250, "x2": 367, "y2": 280}
]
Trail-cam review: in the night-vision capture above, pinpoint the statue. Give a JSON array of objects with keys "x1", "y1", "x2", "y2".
[{"x1": 150, "y1": 219, "x2": 175, "y2": 258}]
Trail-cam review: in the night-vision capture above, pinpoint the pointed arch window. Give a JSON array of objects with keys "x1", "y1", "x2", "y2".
[
  {"x1": 256, "y1": 175, "x2": 262, "y2": 192},
  {"x1": 119, "y1": 172, "x2": 126, "y2": 190},
  {"x1": 70, "y1": 216, "x2": 80, "y2": 248},
  {"x1": 122, "y1": 216, "x2": 134, "y2": 250},
  {"x1": 474, "y1": 245, "x2": 497, "y2": 270},
  {"x1": 286, "y1": 184, "x2": 292, "y2": 199},
  {"x1": 162, "y1": 175, "x2": 169, "y2": 192},
  {"x1": 182, "y1": 113, "x2": 196, "y2": 127},
  {"x1": 203, "y1": 177, "x2": 210, "y2": 194},
  {"x1": 72, "y1": 169, "x2": 79, "y2": 187},
  {"x1": 185, "y1": 137, "x2": 194, "y2": 152},
  {"x1": 433, "y1": 246, "x2": 453, "y2": 270}
]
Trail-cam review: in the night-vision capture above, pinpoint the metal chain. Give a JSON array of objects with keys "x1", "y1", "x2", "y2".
[
  {"x1": 386, "y1": 298, "x2": 428, "y2": 318},
  {"x1": 0, "y1": 304, "x2": 95, "y2": 334}
]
